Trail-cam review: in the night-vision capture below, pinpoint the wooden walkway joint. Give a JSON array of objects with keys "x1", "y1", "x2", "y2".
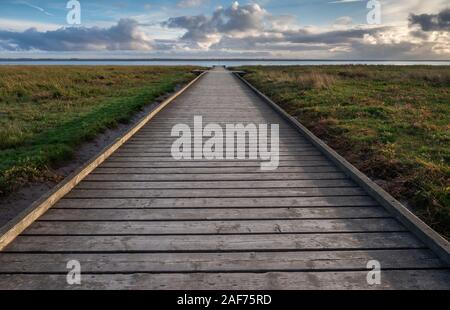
[{"x1": 0, "y1": 67, "x2": 448, "y2": 289}]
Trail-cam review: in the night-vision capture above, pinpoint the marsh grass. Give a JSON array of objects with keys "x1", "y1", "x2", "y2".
[
  {"x1": 240, "y1": 65, "x2": 450, "y2": 238},
  {"x1": 0, "y1": 66, "x2": 197, "y2": 195},
  {"x1": 265, "y1": 71, "x2": 336, "y2": 90}
]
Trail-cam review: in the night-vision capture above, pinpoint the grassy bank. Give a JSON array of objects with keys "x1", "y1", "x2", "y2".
[
  {"x1": 0, "y1": 66, "x2": 197, "y2": 195},
  {"x1": 239, "y1": 65, "x2": 450, "y2": 238}
]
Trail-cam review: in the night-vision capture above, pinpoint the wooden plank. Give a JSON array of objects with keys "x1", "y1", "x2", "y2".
[
  {"x1": 123, "y1": 143, "x2": 311, "y2": 148},
  {"x1": 55, "y1": 196, "x2": 379, "y2": 209},
  {"x1": 112, "y1": 151, "x2": 321, "y2": 157},
  {"x1": 4, "y1": 232, "x2": 424, "y2": 252},
  {"x1": 76, "y1": 180, "x2": 356, "y2": 189},
  {"x1": 112, "y1": 150, "x2": 322, "y2": 157},
  {"x1": 0, "y1": 249, "x2": 443, "y2": 273},
  {"x1": 24, "y1": 219, "x2": 405, "y2": 235},
  {"x1": 115, "y1": 149, "x2": 318, "y2": 155},
  {"x1": 107, "y1": 155, "x2": 326, "y2": 162},
  {"x1": 93, "y1": 167, "x2": 340, "y2": 175},
  {"x1": 121, "y1": 135, "x2": 313, "y2": 140},
  {"x1": 85, "y1": 172, "x2": 345, "y2": 181},
  {"x1": 2, "y1": 270, "x2": 449, "y2": 289},
  {"x1": 65, "y1": 187, "x2": 365, "y2": 198},
  {"x1": 99, "y1": 161, "x2": 332, "y2": 168},
  {"x1": 125, "y1": 141, "x2": 311, "y2": 147},
  {"x1": 119, "y1": 145, "x2": 313, "y2": 150},
  {"x1": 129, "y1": 135, "x2": 306, "y2": 141},
  {"x1": 40, "y1": 206, "x2": 390, "y2": 221},
  {"x1": 138, "y1": 122, "x2": 293, "y2": 126},
  {"x1": 132, "y1": 133, "x2": 303, "y2": 139}
]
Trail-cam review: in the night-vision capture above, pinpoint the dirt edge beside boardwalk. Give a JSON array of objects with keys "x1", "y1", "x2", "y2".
[{"x1": 0, "y1": 85, "x2": 182, "y2": 228}]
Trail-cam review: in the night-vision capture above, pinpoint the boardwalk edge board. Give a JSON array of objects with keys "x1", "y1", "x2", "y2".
[
  {"x1": 233, "y1": 71, "x2": 450, "y2": 266},
  {"x1": 0, "y1": 71, "x2": 207, "y2": 251}
]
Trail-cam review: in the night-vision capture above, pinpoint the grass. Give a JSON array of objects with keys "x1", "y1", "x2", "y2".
[
  {"x1": 238, "y1": 65, "x2": 450, "y2": 238},
  {"x1": 0, "y1": 66, "x2": 197, "y2": 195}
]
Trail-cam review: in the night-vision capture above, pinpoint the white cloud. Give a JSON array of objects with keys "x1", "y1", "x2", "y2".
[
  {"x1": 0, "y1": 18, "x2": 61, "y2": 32},
  {"x1": 333, "y1": 16, "x2": 353, "y2": 27}
]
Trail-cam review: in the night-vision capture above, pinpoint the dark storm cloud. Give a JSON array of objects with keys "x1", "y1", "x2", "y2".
[
  {"x1": 409, "y1": 8, "x2": 450, "y2": 31},
  {"x1": 0, "y1": 19, "x2": 153, "y2": 51}
]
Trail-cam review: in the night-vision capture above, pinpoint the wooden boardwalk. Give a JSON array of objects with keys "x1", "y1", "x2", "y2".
[{"x1": 0, "y1": 67, "x2": 449, "y2": 289}]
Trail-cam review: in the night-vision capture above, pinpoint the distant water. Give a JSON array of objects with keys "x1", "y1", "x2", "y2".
[{"x1": 0, "y1": 60, "x2": 449, "y2": 66}]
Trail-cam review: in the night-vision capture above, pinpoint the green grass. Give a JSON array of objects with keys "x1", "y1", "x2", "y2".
[
  {"x1": 238, "y1": 65, "x2": 450, "y2": 238},
  {"x1": 0, "y1": 66, "x2": 197, "y2": 195}
]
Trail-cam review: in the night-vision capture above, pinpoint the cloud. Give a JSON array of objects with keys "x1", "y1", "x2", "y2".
[
  {"x1": 163, "y1": 1, "x2": 267, "y2": 48},
  {"x1": 333, "y1": 16, "x2": 353, "y2": 26},
  {"x1": 159, "y1": 1, "x2": 450, "y2": 59},
  {"x1": 284, "y1": 27, "x2": 388, "y2": 45},
  {"x1": 163, "y1": 1, "x2": 387, "y2": 51},
  {"x1": 0, "y1": 19, "x2": 153, "y2": 51},
  {"x1": 0, "y1": 18, "x2": 61, "y2": 32},
  {"x1": 409, "y1": 8, "x2": 450, "y2": 31},
  {"x1": 177, "y1": 0, "x2": 205, "y2": 8}
]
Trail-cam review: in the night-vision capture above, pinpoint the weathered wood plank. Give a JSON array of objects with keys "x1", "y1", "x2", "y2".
[
  {"x1": 55, "y1": 196, "x2": 379, "y2": 209},
  {"x1": 41, "y1": 206, "x2": 390, "y2": 221},
  {"x1": 92, "y1": 168, "x2": 341, "y2": 176},
  {"x1": 3, "y1": 270, "x2": 449, "y2": 289},
  {"x1": 129, "y1": 136, "x2": 307, "y2": 142},
  {"x1": 123, "y1": 144, "x2": 312, "y2": 149},
  {"x1": 125, "y1": 142, "x2": 311, "y2": 148},
  {"x1": 85, "y1": 172, "x2": 344, "y2": 181},
  {"x1": 117, "y1": 146, "x2": 316, "y2": 153},
  {"x1": 4, "y1": 232, "x2": 424, "y2": 252},
  {"x1": 107, "y1": 155, "x2": 326, "y2": 162},
  {"x1": 25, "y1": 219, "x2": 405, "y2": 235},
  {"x1": 116, "y1": 149, "x2": 315, "y2": 156},
  {"x1": 66, "y1": 187, "x2": 365, "y2": 198},
  {"x1": 76, "y1": 179, "x2": 355, "y2": 189},
  {"x1": 131, "y1": 134, "x2": 303, "y2": 140},
  {"x1": 112, "y1": 151, "x2": 322, "y2": 157},
  {"x1": 113, "y1": 150, "x2": 321, "y2": 157},
  {"x1": 0, "y1": 249, "x2": 442, "y2": 273},
  {"x1": 99, "y1": 160, "x2": 332, "y2": 168}
]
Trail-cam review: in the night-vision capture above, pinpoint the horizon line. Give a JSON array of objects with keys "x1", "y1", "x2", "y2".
[{"x1": 1, "y1": 58, "x2": 450, "y2": 62}]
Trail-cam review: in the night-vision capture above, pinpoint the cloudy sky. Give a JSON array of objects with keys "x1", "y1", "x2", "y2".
[{"x1": 0, "y1": 0, "x2": 449, "y2": 59}]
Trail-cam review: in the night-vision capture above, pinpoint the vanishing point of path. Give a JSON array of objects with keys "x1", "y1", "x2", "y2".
[{"x1": 0, "y1": 67, "x2": 449, "y2": 289}]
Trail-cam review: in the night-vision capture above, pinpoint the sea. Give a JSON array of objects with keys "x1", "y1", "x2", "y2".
[{"x1": 0, "y1": 60, "x2": 449, "y2": 67}]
